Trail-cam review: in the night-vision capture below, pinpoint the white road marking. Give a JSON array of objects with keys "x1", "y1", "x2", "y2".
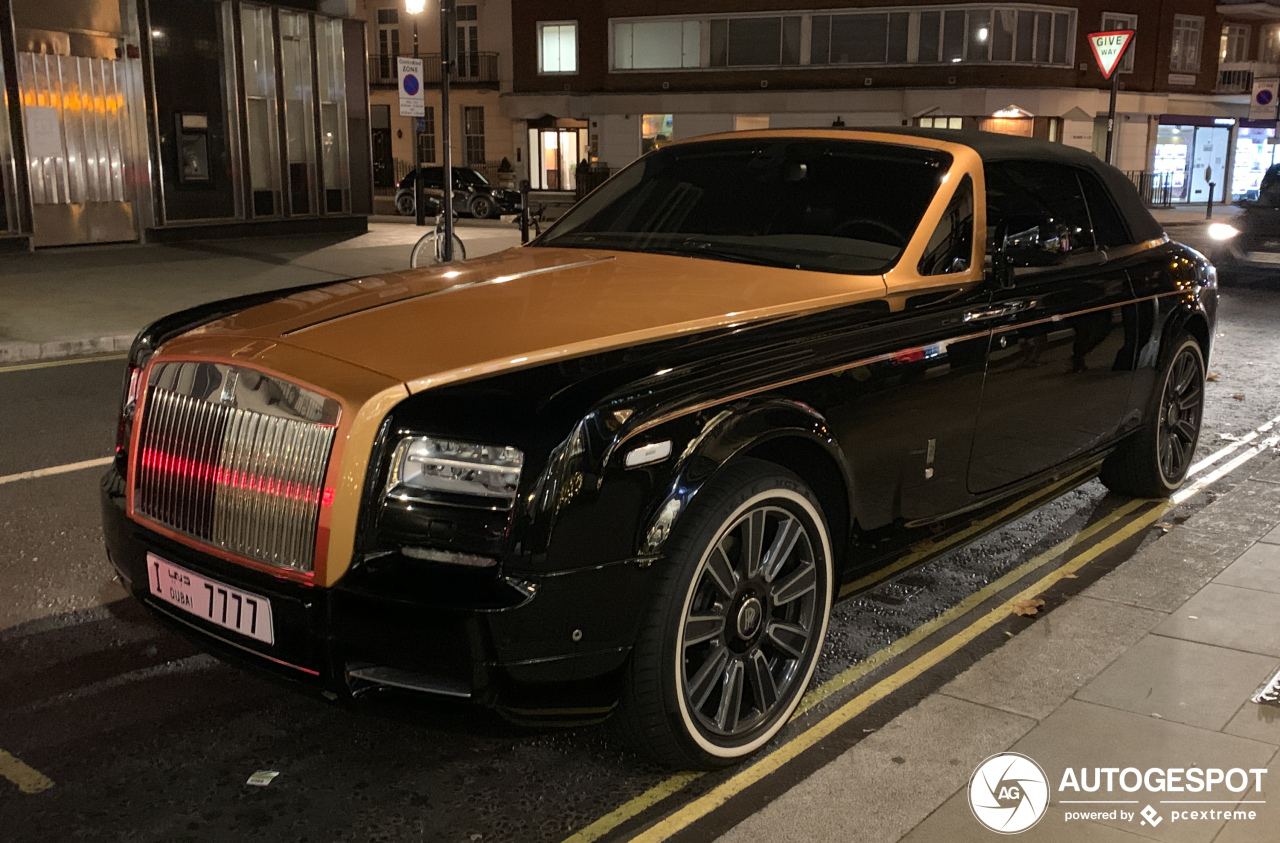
[
  {"x1": 0, "y1": 456, "x2": 114, "y2": 487},
  {"x1": 1173, "y1": 433, "x2": 1280, "y2": 506},
  {"x1": 1188, "y1": 413, "x2": 1280, "y2": 476}
]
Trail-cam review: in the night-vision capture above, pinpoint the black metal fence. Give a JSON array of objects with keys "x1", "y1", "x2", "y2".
[
  {"x1": 575, "y1": 167, "x2": 616, "y2": 201},
  {"x1": 369, "y1": 52, "x2": 500, "y2": 87},
  {"x1": 1123, "y1": 170, "x2": 1176, "y2": 208}
]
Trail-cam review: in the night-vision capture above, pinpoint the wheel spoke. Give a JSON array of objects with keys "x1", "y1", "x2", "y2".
[
  {"x1": 705, "y1": 545, "x2": 739, "y2": 598},
  {"x1": 1178, "y1": 386, "x2": 1202, "y2": 411},
  {"x1": 1173, "y1": 355, "x2": 1195, "y2": 393},
  {"x1": 1175, "y1": 419, "x2": 1198, "y2": 445},
  {"x1": 687, "y1": 644, "x2": 730, "y2": 711},
  {"x1": 765, "y1": 620, "x2": 809, "y2": 660},
  {"x1": 1169, "y1": 434, "x2": 1186, "y2": 474},
  {"x1": 684, "y1": 612, "x2": 726, "y2": 648},
  {"x1": 770, "y1": 561, "x2": 816, "y2": 606},
  {"x1": 761, "y1": 515, "x2": 803, "y2": 583},
  {"x1": 1160, "y1": 435, "x2": 1175, "y2": 478},
  {"x1": 747, "y1": 650, "x2": 779, "y2": 712},
  {"x1": 743, "y1": 510, "x2": 766, "y2": 580},
  {"x1": 714, "y1": 658, "x2": 745, "y2": 733}
]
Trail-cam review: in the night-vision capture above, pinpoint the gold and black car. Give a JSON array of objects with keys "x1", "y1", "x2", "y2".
[{"x1": 102, "y1": 129, "x2": 1216, "y2": 769}]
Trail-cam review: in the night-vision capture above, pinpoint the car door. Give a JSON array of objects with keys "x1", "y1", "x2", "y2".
[{"x1": 967, "y1": 160, "x2": 1137, "y2": 495}]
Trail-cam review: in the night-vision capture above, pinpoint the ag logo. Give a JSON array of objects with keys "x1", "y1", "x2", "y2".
[{"x1": 968, "y1": 753, "x2": 1051, "y2": 834}]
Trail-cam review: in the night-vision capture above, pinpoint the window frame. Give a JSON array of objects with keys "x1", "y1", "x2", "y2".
[
  {"x1": 1100, "y1": 12, "x2": 1137, "y2": 73},
  {"x1": 1221, "y1": 22, "x2": 1250, "y2": 65},
  {"x1": 537, "y1": 20, "x2": 579, "y2": 75},
  {"x1": 462, "y1": 105, "x2": 486, "y2": 167},
  {"x1": 1170, "y1": 14, "x2": 1204, "y2": 74}
]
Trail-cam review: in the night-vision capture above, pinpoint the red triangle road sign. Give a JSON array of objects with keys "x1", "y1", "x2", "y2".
[{"x1": 1089, "y1": 30, "x2": 1134, "y2": 80}]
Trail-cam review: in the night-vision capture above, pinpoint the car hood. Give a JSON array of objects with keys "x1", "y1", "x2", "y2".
[{"x1": 174, "y1": 246, "x2": 888, "y2": 393}]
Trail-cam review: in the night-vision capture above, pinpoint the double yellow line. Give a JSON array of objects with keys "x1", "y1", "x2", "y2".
[{"x1": 623, "y1": 496, "x2": 1164, "y2": 843}]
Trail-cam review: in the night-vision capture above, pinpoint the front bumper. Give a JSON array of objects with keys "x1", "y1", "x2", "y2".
[{"x1": 101, "y1": 467, "x2": 650, "y2": 712}]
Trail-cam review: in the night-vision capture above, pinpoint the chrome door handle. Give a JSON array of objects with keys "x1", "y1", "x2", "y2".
[{"x1": 963, "y1": 299, "x2": 1037, "y2": 322}]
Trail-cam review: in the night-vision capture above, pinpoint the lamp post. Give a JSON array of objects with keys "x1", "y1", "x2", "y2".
[
  {"x1": 405, "y1": 0, "x2": 426, "y2": 227},
  {"x1": 438, "y1": 0, "x2": 455, "y2": 261}
]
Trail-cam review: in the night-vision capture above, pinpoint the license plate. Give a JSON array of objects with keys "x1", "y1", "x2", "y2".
[
  {"x1": 1245, "y1": 251, "x2": 1280, "y2": 265},
  {"x1": 146, "y1": 553, "x2": 274, "y2": 644}
]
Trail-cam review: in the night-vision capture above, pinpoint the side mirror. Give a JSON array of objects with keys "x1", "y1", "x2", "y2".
[{"x1": 998, "y1": 216, "x2": 1077, "y2": 268}]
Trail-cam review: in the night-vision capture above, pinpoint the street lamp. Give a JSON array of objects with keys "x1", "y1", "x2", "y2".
[{"x1": 403, "y1": 0, "x2": 455, "y2": 259}]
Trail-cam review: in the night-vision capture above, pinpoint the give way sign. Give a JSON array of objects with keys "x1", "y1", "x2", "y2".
[{"x1": 1088, "y1": 30, "x2": 1134, "y2": 80}]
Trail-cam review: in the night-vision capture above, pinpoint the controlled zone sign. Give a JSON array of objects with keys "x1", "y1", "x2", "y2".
[
  {"x1": 398, "y1": 56, "x2": 424, "y2": 118},
  {"x1": 1088, "y1": 30, "x2": 1134, "y2": 80}
]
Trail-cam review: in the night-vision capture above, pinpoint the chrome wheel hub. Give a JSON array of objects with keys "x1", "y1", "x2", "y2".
[{"x1": 735, "y1": 596, "x2": 764, "y2": 641}]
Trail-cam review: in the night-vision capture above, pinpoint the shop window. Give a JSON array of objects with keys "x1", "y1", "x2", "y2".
[
  {"x1": 1221, "y1": 24, "x2": 1249, "y2": 64},
  {"x1": 918, "y1": 116, "x2": 964, "y2": 129},
  {"x1": 1171, "y1": 15, "x2": 1203, "y2": 73},
  {"x1": 316, "y1": 16, "x2": 350, "y2": 214},
  {"x1": 641, "y1": 114, "x2": 674, "y2": 154},
  {"x1": 241, "y1": 4, "x2": 281, "y2": 217},
  {"x1": 615, "y1": 19, "x2": 701, "y2": 69},
  {"x1": 709, "y1": 17, "x2": 801, "y2": 66},
  {"x1": 735, "y1": 114, "x2": 770, "y2": 131},
  {"x1": 279, "y1": 10, "x2": 317, "y2": 216},
  {"x1": 539, "y1": 22, "x2": 577, "y2": 73},
  {"x1": 1101, "y1": 13, "x2": 1137, "y2": 73},
  {"x1": 463, "y1": 106, "x2": 485, "y2": 167}
]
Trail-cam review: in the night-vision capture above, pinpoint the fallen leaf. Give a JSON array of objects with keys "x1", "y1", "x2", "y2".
[
  {"x1": 1154, "y1": 521, "x2": 1176, "y2": 532},
  {"x1": 1062, "y1": 572, "x2": 1078, "y2": 579},
  {"x1": 1219, "y1": 433, "x2": 1240, "y2": 441},
  {"x1": 1232, "y1": 393, "x2": 1246, "y2": 401},
  {"x1": 1206, "y1": 373, "x2": 1220, "y2": 382},
  {"x1": 1013, "y1": 598, "x2": 1046, "y2": 617}
]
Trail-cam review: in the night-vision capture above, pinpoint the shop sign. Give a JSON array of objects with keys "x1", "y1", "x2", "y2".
[
  {"x1": 1088, "y1": 30, "x2": 1134, "y2": 80},
  {"x1": 398, "y1": 57, "x2": 424, "y2": 118},
  {"x1": 1250, "y1": 77, "x2": 1280, "y2": 121}
]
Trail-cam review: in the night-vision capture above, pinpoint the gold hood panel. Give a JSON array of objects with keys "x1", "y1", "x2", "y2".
[{"x1": 190, "y1": 247, "x2": 889, "y2": 392}]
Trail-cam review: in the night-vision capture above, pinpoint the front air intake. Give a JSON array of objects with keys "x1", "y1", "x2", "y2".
[{"x1": 132, "y1": 362, "x2": 340, "y2": 572}]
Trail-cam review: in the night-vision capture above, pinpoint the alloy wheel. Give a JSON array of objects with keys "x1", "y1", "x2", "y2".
[
  {"x1": 679, "y1": 504, "x2": 820, "y2": 740},
  {"x1": 1157, "y1": 345, "x2": 1204, "y2": 484}
]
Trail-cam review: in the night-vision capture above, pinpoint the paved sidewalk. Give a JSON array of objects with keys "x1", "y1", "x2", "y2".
[
  {"x1": 1152, "y1": 203, "x2": 1243, "y2": 228},
  {"x1": 0, "y1": 220, "x2": 522, "y2": 364},
  {"x1": 720, "y1": 454, "x2": 1280, "y2": 843}
]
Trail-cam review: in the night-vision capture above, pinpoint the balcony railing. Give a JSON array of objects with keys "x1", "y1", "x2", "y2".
[
  {"x1": 369, "y1": 52, "x2": 499, "y2": 87},
  {"x1": 1216, "y1": 60, "x2": 1280, "y2": 93}
]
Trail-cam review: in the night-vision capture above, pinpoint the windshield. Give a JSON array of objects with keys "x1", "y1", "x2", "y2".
[{"x1": 535, "y1": 139, "x2": 951, "y2": 274}]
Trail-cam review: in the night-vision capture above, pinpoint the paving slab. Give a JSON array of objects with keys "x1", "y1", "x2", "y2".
[
  {"x1": 901, "y1": 787, "x2": 1152, "y2": 843},
  {"x1": 942, "y1": 596, "x2": 1164, "y2": 720},
  {"x1": 1213, "y1": 542, "x2": 1280, "y2": 595},
  {"x1": 1210, "y1": 748, "x2": 1280, "y2": 843},
  {"x1": 1084, "y1": 524, "x2": 1259, "y2": 614},
  {"x1": 1011, "y1": 700, "x2": 1274, "y2": 843},
  {"x1": 1262, "y1": 525, "x2": 1280, "y2": 546},
  {"x1": 717, "y1": 695, "x2": 1036, "y2": 843},
  {"x1": 1249, "y1": 454, "x2": 1280, "y2": 486},
  {"x1": 1223, "y1": 697, "x2": 1280, "y2": 746},
  {"x1": 1075, "y1": 636, "x2": 1279, "y2": 731},
  {"x1": 1152, "y1": 584, "x2": 1280, "y2": 658},
  {"x1": 1178, "y1": 480, "x2": 1280, "y2": 548}
]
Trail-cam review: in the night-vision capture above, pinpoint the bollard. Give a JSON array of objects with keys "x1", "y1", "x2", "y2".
[
  {"x1": 519, "y1": 179, "x2": 530, "y2": 244},
  {"x1": 1207, "y1": 182, "x2": 1215, "y2": 220}
]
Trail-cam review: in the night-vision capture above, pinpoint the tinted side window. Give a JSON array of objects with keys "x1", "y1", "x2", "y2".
[
  {"x1": 919, "y1": 174, "x2": 974, "y2": 275},
  {"x1": 1077, "y1": 171, "x2": 1131, "y2": 247},
  {"x1": 985, "y1": 161, "x2": 1094, "y2": 250}
]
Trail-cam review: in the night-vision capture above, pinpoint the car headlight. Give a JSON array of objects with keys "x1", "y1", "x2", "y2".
[
  {"x1": 1208, "y1": 223, "x2": 1240, "y2": 241},
  {"x1": 386, "y1": 436, "x2": 524, "y2": 506}
]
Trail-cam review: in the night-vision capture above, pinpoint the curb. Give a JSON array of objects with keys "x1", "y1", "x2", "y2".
[{"x1": 0, "y1": 333, "x2": 134, "y2": 366}]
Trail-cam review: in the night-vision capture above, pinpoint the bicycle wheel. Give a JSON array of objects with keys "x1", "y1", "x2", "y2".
[{"x1": 409, "y1": 233, "x2": 466, "y2": 268}]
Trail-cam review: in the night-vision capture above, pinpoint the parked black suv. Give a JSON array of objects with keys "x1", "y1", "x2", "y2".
[{"x1": 395, "y1": 166, "x2": 521, "y2": 219}]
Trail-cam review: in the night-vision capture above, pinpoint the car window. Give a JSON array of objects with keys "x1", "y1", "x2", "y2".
[
  {"x1": 918, "y1": 174, "x2": 974, "y2": 276},
  {"x1": 1077, "y1": 170, "x2": 1131, "y2": 247},
  {"x1": 985, "y1": 161, "x2": 1095, "y2": 250},
  {"x1": 535, "y1": 139, "x2": 952, "y2": 275}
]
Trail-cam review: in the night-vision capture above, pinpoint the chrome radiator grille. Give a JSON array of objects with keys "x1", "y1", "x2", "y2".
[{"x1": 133, "y1": 362, "x2": 340, "y2": 572}]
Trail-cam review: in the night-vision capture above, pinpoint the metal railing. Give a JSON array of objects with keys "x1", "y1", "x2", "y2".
[
  {"x1": 1124, "y1": 171, "x2": 1176, "y2": 208},
  {"x1": 575, "y1": 167, "x2": 617, "y2": 201},
  {"x1": 369, "y1": 52, "x2": 499, "y2": 87}
]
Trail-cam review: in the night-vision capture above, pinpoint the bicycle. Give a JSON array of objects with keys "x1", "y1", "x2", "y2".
[
  {"x1": 514, "y1": 202, "x2": 549, "y2": 241},
  {"x1": 409, "y1": 210, "x2": 467, "y2": 269}
]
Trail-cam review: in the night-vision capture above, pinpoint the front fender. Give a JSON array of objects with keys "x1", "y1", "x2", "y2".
[{"x1": 621, "y1": 399, "x2": 854, "y2": 558}]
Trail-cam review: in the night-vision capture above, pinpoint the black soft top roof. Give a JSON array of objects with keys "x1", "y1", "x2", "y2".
[{"x1": 858, "y1": 127, "x2": 1165, "y2": 244}]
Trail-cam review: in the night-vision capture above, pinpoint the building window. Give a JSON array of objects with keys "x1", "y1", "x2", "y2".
[
  {"x1": 279, "y1": 10, "x2": 317, "y2": 216},
  {"x1": 316, "y1": 16, "x2": 350, "y2": 213},
  {"x1": 734, "y1": 114, "x2": 770, "y2": 131},
  {"x1": 1101, "y1": 12, "x2": 1137, "y2": 73},
  {"x1": 377, "y1": 8, "x2": 400, "y2": 80},
  {"x1": 418, "y1": 106, "x2": 436, "y2": 164},
  {"x1": 1171, "y1": 15, "x2": 1203, "y2": 73},
  {"x1": 918, "y1": 116, "x2": 964, "y2": 129},
  {"x1": 709, "y1": 16, "x2": 801, "y2": 66},
  {"x1": 241, "y1": 4, "x2": 281, "y2": 217},
  {"x1": 463, "y1": 106, "x2": 485, "y2": 166},
  {"x1": 539, "y1": 21, "x2": 578, "y2": 73},
  {"x1": 614, "y1": 19, "x2": 701, "y2": 69},
  {"x1": 1263, "y1": 24, "x2": 1280, "y2": 63},
  {"x1": 641, "y1": 114, "x2": 674, "y2": 154},
  {"x1": 1221, "y1": 23, "x2": 1249, "y2": 64}
]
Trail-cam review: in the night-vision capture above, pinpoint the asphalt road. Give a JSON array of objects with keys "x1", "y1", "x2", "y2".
[{"x1": 1, "y1": 271, "x2": 1278, "y2": 843}]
